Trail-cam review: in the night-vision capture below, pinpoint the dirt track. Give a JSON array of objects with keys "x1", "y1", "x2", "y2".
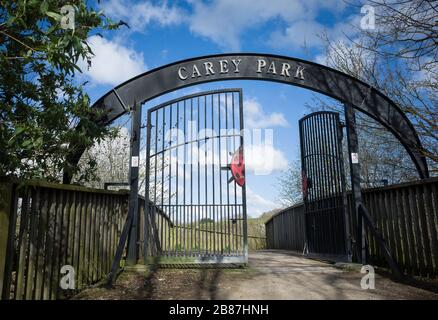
[{"x1": 74, "y1": 250, "x2": 438, "y2": 300}]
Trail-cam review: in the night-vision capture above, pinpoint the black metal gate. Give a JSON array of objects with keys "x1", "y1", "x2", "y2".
[
  {"x1": 144, "y1": 89, "x2": 247, "y2": 264},
  {"x1": 299, "y1": 111, "x2": 350, "y2": 257}
]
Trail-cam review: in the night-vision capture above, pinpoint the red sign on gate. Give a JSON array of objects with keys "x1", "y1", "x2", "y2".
[{"x1": 230, "y1": 147, "x2": 245, "y2": 187}]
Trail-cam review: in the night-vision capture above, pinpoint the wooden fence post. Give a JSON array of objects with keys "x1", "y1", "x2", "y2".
[{"x1": 0, "y1": 181, "x2": 15, "y2": 299}]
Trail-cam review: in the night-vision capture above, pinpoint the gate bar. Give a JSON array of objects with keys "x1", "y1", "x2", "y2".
[
  {"x1": 143, "y1": 107, "x2": 152, "y2": 262},
  {"x1": 239, "y1": 91, "x2": 248, "y2": 260}
]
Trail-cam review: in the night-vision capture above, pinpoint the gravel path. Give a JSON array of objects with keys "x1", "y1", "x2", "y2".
[{"x1": 74, "y1": 250, "x2": 438, "y2": 300}]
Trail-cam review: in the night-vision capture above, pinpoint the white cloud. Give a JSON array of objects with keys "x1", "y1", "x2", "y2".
[
  {"x1": 245, "y1": 143, "x2": 288, "y2": 175},
  {"x1": 78, "y1": 36, "x2": 147, "y2": 86},
  {"x1": 268, "y1": 20, "x2": 327, "y2": 48},
  {"x1": 313, "y1": 38, "x2": 377, "y2": 81},
  {"x1": 244, "y1": 98, "x2": 288, "y2": 129},
  {"x1": 242, "y1": 98, "x2": 289, "y2": 175},
  {"x1": 268, "y1": 15, "x2": 360, "y2": 50},
  {"x1": 99, "y1": 0, "x2": 184, "y2": 32},
  {"x1": 188, "y1": 0, "x2": 302, "y2": 50},
  {"x1": 98, "y1": 0, "x2": 352, "y2": 51},
  {"x1": 245, "y1": 187, "x2": 278, "y2": 217},
  {"x1": 188, "y1": 0, "x2": 347, "y2": 50}
]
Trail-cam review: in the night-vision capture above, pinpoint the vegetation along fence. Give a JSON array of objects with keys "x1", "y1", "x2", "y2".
[{"x1": 265, "y1": 178, "x2": 438, "y2": 278}]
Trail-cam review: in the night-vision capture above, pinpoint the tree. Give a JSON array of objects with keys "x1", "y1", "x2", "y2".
[
  {"x1": 75, "y1": 126, "x2": 130, "y2": 188},
  {"x1": 357, "y1": 0, "x2": 438, "y2": 166},
  {"x1": 315, "y1": 0, "x2": 437, "y2": 180},
  {"x1": 77, "y1": 124, "x2": 175, "y2": 203},
  {"x1": 276, "y1": 160, "x2": 302, "y2": 207},
  {"x1": 278, "y1": 1, "x2": 437, "y2": 203},
  {"x1": 0, "y1": 0, "x2": 120, "y2": 182},
  {"x1": 360, "y1": 0, "x2": 437, "y2": 72},
  {"x1": 306, "y1": 94, "x2": 421, "y2": 186}
]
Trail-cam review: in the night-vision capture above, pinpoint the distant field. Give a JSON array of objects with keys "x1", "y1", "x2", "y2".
[
  {"x1": 149, "y1": 211, "x2": 275, "y2": 254},
  {"x1": 246, "y1": 217, "x2": 268, "y2": 250}
]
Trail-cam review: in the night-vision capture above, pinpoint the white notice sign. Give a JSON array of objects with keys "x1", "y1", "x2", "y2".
[
  {"x1": 131, "y1": 156, "x2": 139, "y2": 167},
  {"x1": 351, "y1": 153, "x2": 359, "y2": 164}
]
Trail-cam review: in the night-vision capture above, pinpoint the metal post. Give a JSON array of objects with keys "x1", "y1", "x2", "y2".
[
  {"x1": 239, "y1": 90, "x2": 248, "y2": 263},
  {"x1": 143, "y1": 109, "x2": 152, "y2": 264},
  {"x1": 298, "y1": 118, "x2": 309, "y2": 254},
  {"x1": 126, "y1": 102, "x2": 142, "y2": 265},
  {"x1": 337, "y1": 117, "x2": 352, "y2": 263},
  {"x1": 344, "y1": 103, "x2": 366, "y2": 264}
]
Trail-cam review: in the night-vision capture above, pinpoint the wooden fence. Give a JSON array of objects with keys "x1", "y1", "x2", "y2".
[
  {"x1": 0, "y1": 178, "x2": 129, "y2": 299},
  {"x1": 0, "y1": 177, "x2": 267, "y2": 300},
  {"x1": 265, "y1": 178, "x2": 438, "y2": 278},
  {"x1": 265, "y1": 203, "x2": 305, "y2": 251}
]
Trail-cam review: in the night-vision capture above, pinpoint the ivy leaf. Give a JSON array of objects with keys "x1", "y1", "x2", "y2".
[
  {"x1": 34, "y1": 137, "x2": 44, "y2": 147},
  {"x1": 6, "y1": 15, "x2": 15, "y2": 26},
  {"x1": 15, "y1": 126, "x2": 26, "y2": 136},
  {"x1": 72, "y1": 63, "x2": 82, "y2": 73},
  {"x1": 46, "y1": 24, "x2": 57, "y2": 35},
  {"x1": 46, "y1": 11, "x2": 62, "y2": 21},
  {"x1": 40, "y1": 1, "x2": 49, "y2": 14},
  {"x1": 22, "y1": 140, "x2": 32, "y2": 148}
]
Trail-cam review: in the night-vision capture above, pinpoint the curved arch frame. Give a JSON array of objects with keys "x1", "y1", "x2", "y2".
[{"x1": 64, "y1": 53, "x2": 428, "y2": 182}]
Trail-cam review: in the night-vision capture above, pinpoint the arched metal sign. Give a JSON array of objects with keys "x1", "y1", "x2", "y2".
[{"x1": 64, "y1": 53, "x2": 428, "y2": 182}]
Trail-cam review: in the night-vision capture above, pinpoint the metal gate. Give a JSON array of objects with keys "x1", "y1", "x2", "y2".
[
  {"x1": 299, "y1": 111, "x2": 350, "y2": 257},
  {"x1": 144, "y1": 89, "x2": 247, "y2": 264}
]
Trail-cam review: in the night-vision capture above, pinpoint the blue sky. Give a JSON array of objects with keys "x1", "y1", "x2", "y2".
[{"x1": 80, "y1": 0, "x2": 365, "y2": 217}]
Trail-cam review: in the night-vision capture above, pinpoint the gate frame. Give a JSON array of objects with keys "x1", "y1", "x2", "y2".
[
  {"x1": 143, "y1": 89, "x2": 248, "y2": 265},
  {"x1": 67, "y1": 53, "x2": 427, "y2": 276},
  {"x1": 299, "y1": 111, "x2": 352, "y2": 261}
]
